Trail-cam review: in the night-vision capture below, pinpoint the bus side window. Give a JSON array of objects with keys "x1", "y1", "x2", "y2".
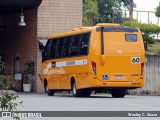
[
  {"x1": 50, "y1": 38, "x2": 58, "y2": 59},
  {"x1": 64, "y1": 36, "x2": 72, "y2": 57},
  {"x1": 71, "y1": 34, "x2": 81, "y2": 56},
  {"x1": 57, "y1": 37, "x2": 65, "y2": 58},
  {"x1": 80, "y1": 33, "x2": 90, "y2": 55},
  {"x1": 42, "y1": 40, "x2": 51, "y2": 62}
]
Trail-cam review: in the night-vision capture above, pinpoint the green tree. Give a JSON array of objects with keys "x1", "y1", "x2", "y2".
[
  {"x1": 97, "y1": 0, "x2": 127, "y2": 23},
  {"x1": 122, "y1": 0, "x2": 131, "y2": 6},
  {"x1": 83, "y1": 0, "x2": 133, "y2": 26},
  {"x1": 155, "y1": 2, "x2": 160, "y2": 25},
  {"x1": 83, "y1": 0, "x2": 99, "y2": 26},
  {"x1": 122, "y1": 20, "x2": 160, "y2": 50},
  {"x1": 97, "y1": 0, "x2": 113, "y2": 23}
]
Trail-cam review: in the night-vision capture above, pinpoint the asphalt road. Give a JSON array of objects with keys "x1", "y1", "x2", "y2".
[
  {"x1": 2, "y1": 92, "x2": 160, "y2": 120},
  {"x1": 16, "y1": 92, "x2": 160, "y2": 111}
]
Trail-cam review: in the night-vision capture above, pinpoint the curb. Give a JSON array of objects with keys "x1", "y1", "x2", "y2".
[{"x1": 0, "y1": 90, "x2": 17, "y2": 95}]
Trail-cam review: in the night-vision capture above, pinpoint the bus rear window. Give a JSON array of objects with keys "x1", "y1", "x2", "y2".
[
  {"x1": 96, "y1": 26, "x2": 138, "y2": 32},
  {"x1": 125, "y1": 34, "x2": 137, "y2": 42}
]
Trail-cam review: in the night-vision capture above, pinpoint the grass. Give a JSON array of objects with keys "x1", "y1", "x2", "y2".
[{"x1": 145, "y1": 41, "x2": 160, "y2": 55}]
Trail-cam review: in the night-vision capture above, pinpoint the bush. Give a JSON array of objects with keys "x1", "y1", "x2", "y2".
[
  {"x1": 0, "y1": 62, "x2": 23, "y2": 120},
  {"x1": 156, "y1": 49, "x2": 160, "y2": 55},
  {"x1": 23, "y1": 60, "x2": 34, "y2": 75}
]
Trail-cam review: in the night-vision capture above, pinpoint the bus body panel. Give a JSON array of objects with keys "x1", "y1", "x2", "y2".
[
  {"x1": 87, "y1": 27, "x2": 144, "y2": 88},
  {"x1": 42, "y1": 56, "x2": 89, "y2": 90},
  {"x1": 41, "y1": 24, "x2": 145, "y2": 93}
]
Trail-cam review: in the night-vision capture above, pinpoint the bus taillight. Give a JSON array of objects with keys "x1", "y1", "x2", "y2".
[
  {"x1": 141, "y1": 62, "x2": 144, "y2": 75},
  {"x1": 92, "y1": 61, "x2": 96, "y2": 75}
]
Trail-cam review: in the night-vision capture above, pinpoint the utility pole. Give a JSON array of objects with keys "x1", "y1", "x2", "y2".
[{"x1": 129, "y1": 0, "x2": 133, "y2": 20}]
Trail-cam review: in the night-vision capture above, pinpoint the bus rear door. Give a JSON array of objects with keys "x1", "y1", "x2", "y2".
[{"x1": 96, "y1": 26, "x2": 145, "y2": 87}]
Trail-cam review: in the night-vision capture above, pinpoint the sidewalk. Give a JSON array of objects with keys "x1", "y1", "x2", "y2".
[{"x1": 0, "y1": 90, "x2": 17, "y2": 95}]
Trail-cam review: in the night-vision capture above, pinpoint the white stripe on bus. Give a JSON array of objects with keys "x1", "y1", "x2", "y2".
[{"x1": 43, "y1": 59, "x2": 88, "y2": 74}]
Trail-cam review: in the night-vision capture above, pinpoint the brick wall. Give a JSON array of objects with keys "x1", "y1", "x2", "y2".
[
  {"x1": 36, "y1": 0, "x2": 83, "y2": 93},
  {"x1": 0, "y1": 9, "x2": 38, "y2": 92},
  {"x1": 37, "y1": 0, "x2": 82, "y2": 37},
  {"x1": 0, "y1": 0, "x2": 82, "y2": 93}
]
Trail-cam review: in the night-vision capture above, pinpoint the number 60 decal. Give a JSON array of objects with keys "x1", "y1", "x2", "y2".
[{"x1": 132, "y1": 57, "x2": 140, "y2": 64}]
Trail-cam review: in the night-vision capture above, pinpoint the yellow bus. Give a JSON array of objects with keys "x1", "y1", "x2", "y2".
[{"x1": 41, "y1": 23, "x2": 145, "y2": 98}]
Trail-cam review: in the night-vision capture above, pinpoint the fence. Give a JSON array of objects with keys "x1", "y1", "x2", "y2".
[
  {"x1": 122, "y1": 9, "x2": 159, "y2": 25},
  {"x1": 130, "y1": 54, "x2": 160, "y2": 95},
  {"x1": 113, "y1": 9, "x2": 160, "y2": 26}
]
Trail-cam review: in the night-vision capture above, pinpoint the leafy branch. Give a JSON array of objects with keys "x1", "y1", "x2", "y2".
[{"x1": 0, "y1": 61, "x2": 23, "y2": 120}]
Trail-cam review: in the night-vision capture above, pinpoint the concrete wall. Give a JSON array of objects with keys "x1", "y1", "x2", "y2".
[{"x1": 130, "y1": 55, "x2": 160, "y2": 95}]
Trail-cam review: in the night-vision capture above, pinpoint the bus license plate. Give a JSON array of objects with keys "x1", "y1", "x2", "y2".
[{"x1": 114, "y1": 75, "x2": 124, "y2": 79}]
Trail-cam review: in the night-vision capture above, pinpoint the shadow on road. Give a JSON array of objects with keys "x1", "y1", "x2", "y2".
[{"x1": 50, "y1": 93, "x2": 113, "y2": 98}]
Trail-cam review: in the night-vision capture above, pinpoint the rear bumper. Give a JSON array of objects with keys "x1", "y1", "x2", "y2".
[{"x1": 89, "y1": 77, "x2": 144, "y2": 89}]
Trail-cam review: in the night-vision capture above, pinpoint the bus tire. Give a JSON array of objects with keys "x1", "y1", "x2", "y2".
[
  {"x1": 44, "y1": 79, "x2": 48, "y2": 93},
  {"x1": 111, "y1": 89, "x2": 125, "y2": 98},
  {"x1": 48, "y1": 89, "x2": 55, "y2": 96},
  {"x1": 71, "y1": 81, "x2": 91, "y2": 97},
  {"x1": 72, "y1": 81, "x2": 83, "y2": 97}
]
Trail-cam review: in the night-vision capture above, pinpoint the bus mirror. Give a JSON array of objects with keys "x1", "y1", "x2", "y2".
[{"x1": 39, "y1": 42, "x2": 45, "y2": 52}]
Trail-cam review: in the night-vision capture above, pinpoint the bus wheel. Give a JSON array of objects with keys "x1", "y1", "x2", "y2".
[
  {"x1": 72, "y1": 81, "x2": 91, "y2": 97},
  {"x1": 72, "y1": 81, "x2": 82, "y2": 97},
  {"x1": 111, "y1": 89, "x2": 125, "y2": 98},
  {"x1": 44, "y1": 79, "x2": 48, "y2": 93},
  {"x1": 48, "y1": 89, "x2": 55, "y2": 96},
  {"x1": 72, "y1": 81, "x2": 78, "y2": 97}
]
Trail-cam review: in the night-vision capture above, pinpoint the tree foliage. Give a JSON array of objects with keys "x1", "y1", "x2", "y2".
[
  {"x1": 83, "y1": 0, "x2": 133, "y2": 26},
  {"x1": 97, "y1": 0, "x2": 114, "y2": 23},
  {"x1": 0, "y1": 61, "x2": 23, "y2": 120},
  {"x1": 122, "y1": 20, "x2": 160, "y2": 49},
  {"x1": 155, "y1": 2, "x2": 160, "y2": 17},
  {"x1": 155, "y1": 2, "x2": 160, "y2": 25},
  {"x1": 83, "y1": 0, "x2": 99, "y2": 26}
]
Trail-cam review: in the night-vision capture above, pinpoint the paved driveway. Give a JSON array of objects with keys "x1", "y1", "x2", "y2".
[{"x1": 1, "y1": 92, "x2": 160, "y2": 120}]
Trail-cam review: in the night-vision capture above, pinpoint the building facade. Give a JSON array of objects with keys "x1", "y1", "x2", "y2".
[{"x1": 0, "y1": 0, "x2": 82, "y2": 93}]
